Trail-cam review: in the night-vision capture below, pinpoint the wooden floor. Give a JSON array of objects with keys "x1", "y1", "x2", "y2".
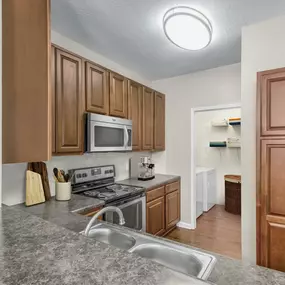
[{"x1": 165, "y1": 205, "x2": 241, "y2": 259}]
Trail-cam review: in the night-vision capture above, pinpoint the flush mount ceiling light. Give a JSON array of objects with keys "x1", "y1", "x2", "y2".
[{"x1": 163, "y1": 7, "x2": 212, "y2": 51}]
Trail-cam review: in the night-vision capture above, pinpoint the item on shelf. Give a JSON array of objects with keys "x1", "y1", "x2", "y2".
[
  {"x1": 209, "y1": 141, "x2": 227, "y2": 147},
  {"x1": 225, "y1": 175, "x2": 241, "y2": 215},
  {"x1": 211, "y1": 118, "x2": 228, "y2": 127},
  {"x1": 227, "y1": 137, "x2": 241, "y2": 148},
  {"x1": 138, "y1": 156, "x2": 155, "y2": 181},
  {"x1": 229, "y1": 117, "x2": 241, "y2": 126}
]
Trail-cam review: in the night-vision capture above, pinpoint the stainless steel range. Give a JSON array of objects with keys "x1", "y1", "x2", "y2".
[{"x1": 69, "y1": 165, "x2": 146, "y2": 231}]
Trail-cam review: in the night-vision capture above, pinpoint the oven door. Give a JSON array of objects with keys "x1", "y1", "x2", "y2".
[
  {"x1": 87, "y1": 119, "x2": 132, "y2": 152},
  {"x1": 105, "y1": 196, "x2": 146, "y2": 231}
]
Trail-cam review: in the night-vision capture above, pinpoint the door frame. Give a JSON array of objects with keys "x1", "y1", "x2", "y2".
[{"x1": 190, "y1": 103, "x2": 241, "y2": 229}]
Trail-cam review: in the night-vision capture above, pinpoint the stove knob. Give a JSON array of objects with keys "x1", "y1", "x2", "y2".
[
  {"x1": 82, "y1": 173, "x2": 87, "y2": 178},
  {"x1": 76, "y1": 174, "x2": 82, "y2": 179}
]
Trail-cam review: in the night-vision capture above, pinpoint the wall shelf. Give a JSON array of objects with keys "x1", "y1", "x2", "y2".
[{"x1": 209, "y1": 141, "x2": 227, "y2": 147}]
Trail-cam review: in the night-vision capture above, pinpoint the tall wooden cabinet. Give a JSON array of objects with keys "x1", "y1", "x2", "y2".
[
  {"x1": 142, "y1": 87, "x2": 154, "y2": 150},
  {"x1": 257, "y1": 67, "x2": 285, "y2": 271},
  {"x1": 128, "y1": 80, "x2": 142, "y2": 150},
  {"x1": 3, "y1": 0, "x2": 51, "y2": 163},
  {"x1": 85, "y1": 62, "x2": 109, "y2": 115},
  {"x1": 53, "y1": 48, "x2": 83, "y2": 154}
]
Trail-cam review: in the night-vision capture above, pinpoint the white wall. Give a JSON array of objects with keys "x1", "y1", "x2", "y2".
[
  {"x1": 2, "y1": 31, "x2": 165, "y2": 206},
  {"x1": 195, "y1": 108, "x2": 241, "y2": 205},
  {"x1": 152, "y1": 63, "x2": 241, "y2": 226},
  {"x1": 241, "y1": 15, "x2": 285, "y2": 263}
]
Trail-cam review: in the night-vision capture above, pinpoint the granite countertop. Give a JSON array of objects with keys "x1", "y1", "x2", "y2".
[
  {"x1": 117, "y1": 174, "x2": 180, "y2": 191},
  {"x1": 10, "y1": 193, "x2": 285, "y2": 285},
  {"x1": 0, "y1": 206, "x2": 209, "y2": 285},
  {"x1": 13, "y1": 194, "x2": 105, "y2": 232}
]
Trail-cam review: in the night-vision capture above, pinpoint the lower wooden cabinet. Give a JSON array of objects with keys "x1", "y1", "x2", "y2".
[
  {"x1": 166, "y1": 190, "x2": 180, "y2": 230},
  {"x1": 146, "y1": 180, "x2": 180, "y2": 236},
  {"x1": 146, "y1": 196, "x2": 165, "y2": 236}
]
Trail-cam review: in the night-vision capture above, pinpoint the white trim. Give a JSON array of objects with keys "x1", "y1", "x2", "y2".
[
  {"x1": 177, "y1": 221, "x2": 195, "y2": 230},
  {"x1": 190, "y1": 102, "x2": 241, "y2": 229}
]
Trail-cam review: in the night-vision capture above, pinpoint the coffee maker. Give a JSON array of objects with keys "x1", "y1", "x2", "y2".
[{"x1": 138, "y1": 156, "x2": 155, "y2": 181}]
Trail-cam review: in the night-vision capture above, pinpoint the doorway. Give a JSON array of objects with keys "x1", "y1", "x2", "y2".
[{"x1": 166, "y1": 103, "x2": 242, "y2": 259}]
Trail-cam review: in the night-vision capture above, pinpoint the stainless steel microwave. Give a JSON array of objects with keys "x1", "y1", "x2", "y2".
[{"x1": 86, "y1": 113, "x2": 132, "y2": 152}]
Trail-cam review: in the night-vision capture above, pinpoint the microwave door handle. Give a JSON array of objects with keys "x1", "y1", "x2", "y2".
[{"x1": 124, "y1": 126, "x2": 128, "y2": 148}]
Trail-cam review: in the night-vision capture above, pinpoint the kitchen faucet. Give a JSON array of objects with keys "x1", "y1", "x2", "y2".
[{"x1": 84, "y1": 206, "x2": 125, "y2": 236}]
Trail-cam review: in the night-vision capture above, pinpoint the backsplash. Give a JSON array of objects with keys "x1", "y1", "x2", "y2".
[{"x1": 2, "y1": 152, "x2": 166, "y2": 206}]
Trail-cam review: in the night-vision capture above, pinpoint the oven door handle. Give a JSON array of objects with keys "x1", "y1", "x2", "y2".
[{"x1": 116, "y1": 196, "x2": 145, "y2": 210}]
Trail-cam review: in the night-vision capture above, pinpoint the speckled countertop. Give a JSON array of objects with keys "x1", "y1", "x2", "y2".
[
  {"x1": 10, "y1": 192, "x2": 285, "y2": 285},
  {"x1": 0, "y1": 206, "x2": 208, "y2": 285},
  {"x1": 117, "y1": 174, "x2": 180, "y2": 191}
]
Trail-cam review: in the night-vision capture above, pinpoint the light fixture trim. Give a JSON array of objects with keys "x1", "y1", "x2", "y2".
[{"x1": 163, "y1": 6, "x2": 213, "y2": 51}]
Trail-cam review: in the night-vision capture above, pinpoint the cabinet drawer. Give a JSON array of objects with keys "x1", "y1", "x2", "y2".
[
  {"x1": 146, "y1": 186, "x2": 165, "y2": 202},
  {"x1": 166, "y1": 181, "x2": 180, "y2": 194}
]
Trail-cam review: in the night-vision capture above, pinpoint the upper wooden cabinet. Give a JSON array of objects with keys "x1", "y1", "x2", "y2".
[
  {"x1": 258, "y1": 68, "x2": 285, "y2": 137},
  {"x1": 3, "y1": 0, "x2": 51, "y2": 163},
  {"x1": 85, "y1": 62, "x2": 109, "y2": 115},
  {"x1": 142, "y1": 87, "x2": 154, "y2": 150},
  {"x1": 109, "y1": 72, "x2": 128, "y2": 118},
  {"x1": 54, "y1": 48, "x2": 83, "y2": 153},
  {"x1": 128, "y1": 80, "x2": 142, "y2": 150},
  {"x1": 154, "y1": 92, "x2": 166, "y2": 150}
]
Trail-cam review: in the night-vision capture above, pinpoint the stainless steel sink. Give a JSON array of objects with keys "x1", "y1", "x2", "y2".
[
  {"x1": 130, "y1": 243, "x2": 203, "y2": 277},
  {"x1": 87, "y1": 225, "x2": 136, "y2": 250},
  {"x1": 83, "y1": 223, "x2": 216, "y2": 280}
]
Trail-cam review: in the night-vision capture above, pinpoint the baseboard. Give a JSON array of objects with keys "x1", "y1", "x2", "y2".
[{"x1": 177, "y1": 221, "x2": 194, "y2": 230}]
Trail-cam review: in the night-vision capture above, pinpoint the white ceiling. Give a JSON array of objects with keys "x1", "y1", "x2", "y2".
[{"x1": 51, "y1": 0, "x2": 285, "y2": 80}]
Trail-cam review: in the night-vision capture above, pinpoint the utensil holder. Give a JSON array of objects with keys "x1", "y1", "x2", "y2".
[{"x1": 55, "y1": 182, "x2": 71, "y2": 201}]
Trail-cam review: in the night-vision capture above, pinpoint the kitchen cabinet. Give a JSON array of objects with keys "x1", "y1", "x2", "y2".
[
  {"x1": 142, "y1": 87, "x2": 154, "y2": 150},
  {"x1": 259, "y1": 68, "x2": 285, "y2": 136},
  {"x1": 54, "y1": 48, "x2": 84, "y2": 154},
  {"x1": 257, "y1": 67, "x2": 285, "y2": 272},
  {"x1": 146, "y1": 180, "x2": 180, "y2": 236},
  {"x1": 3, "y1": 0, "x2": 51, "y2": 163},
  {"x1": 110, "y1": 72, "x2": 128, "y2": 118},
  {"x1": 146, "y1": 196, "x2": 165, "y2": 236},
  {"x1": 166, "y1": 190, "x2": 180, "y2": 230},
  {"x1": 128, "y1": 80, "x2": 142, "y2": 150},
  {"x1": 85, "y1": 62, "x2": 109, "y2": 115},
  {"x1": 154, "y1": 92, "x2": 165, "y2": 150}
]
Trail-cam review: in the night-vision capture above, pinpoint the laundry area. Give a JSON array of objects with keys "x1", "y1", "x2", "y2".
[{"x1": 167, "y1": 105, "x2": 242, "y2": 259}]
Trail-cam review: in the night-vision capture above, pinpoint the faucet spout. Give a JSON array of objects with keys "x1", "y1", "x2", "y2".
[{"x1": 84, "y1": 206, "x2": 125, "y2": 236}]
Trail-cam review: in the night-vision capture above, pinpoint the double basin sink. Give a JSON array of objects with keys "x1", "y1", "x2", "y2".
[{"x1": 83, "y1": 223, "x2": 216, "y2": 280}]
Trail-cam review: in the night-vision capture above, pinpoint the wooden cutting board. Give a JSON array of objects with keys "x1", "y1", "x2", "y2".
[
  {"x1": 27, "y1": 162, "x2": 51, "y2": 200},
  {"x1": 26, "y1": 170, "x2": 46, "y2": 206}
]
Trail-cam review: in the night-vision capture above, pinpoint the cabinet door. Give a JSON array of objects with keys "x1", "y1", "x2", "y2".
[
  {"x1": 258, "y1": 68, "x2": 285, "y2": 136},
  {"x1": 259, "y1": 139, "x2": 285, "y2": 271},
  {"x1": 110, "y1": 72, "x2": 128, "y2": 118},
  {"x1": 128, "y1": 80, "x2": 142, "y2": 150},
  {"x1": 55, "y1": 48, "x2": 83, "y2": 153},
  {"x1": 166, "y1": 190, "x2": 180, "y2": 230},
  {"x1": 142, "y1": 87, "x2": 154, "y2": 150},
  {"x1": 146, "y1": 196, "x2": 165, "y2": 236},
  {"x1": 154, "y1": 92, "x2": 165, "y2": 150},
  {"x1": 85, "y1": 62, "x2": 109, "y2": 115},
  {"x1": 3, "y1": 0, "x2": 51, "y2": 163}
]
